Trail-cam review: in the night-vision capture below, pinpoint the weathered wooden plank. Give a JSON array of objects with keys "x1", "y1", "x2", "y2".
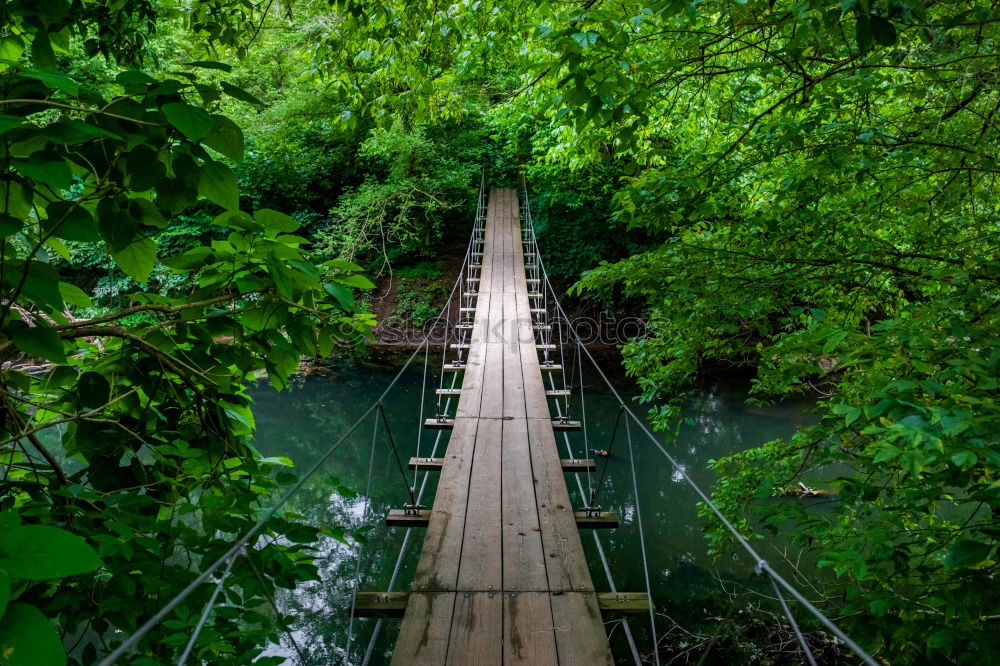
[
  {"x1": 387, "y1": 508, "x2": 617, "y2": 530},
  {"x1": 596, "y1": 592, "x2": 652, "y2": 617},
  {"x1": 573, "y1": 511, "x2": 620, "y2": 529},
  {"x1": 446, "y1": 592, "x2": 502, "y2": 666},
  {"x1": 408, "y1": 456, "x2": 595, "y2": 473},
  {"x1": 456, "y1": 416, "x2": 502, "y2": 591},
  {"x1": 550, "y1": 592, "x2": 615, "y2": 665},
  {"x1": 503, "y1": 592, "x2": 558, "y2": 665},
  {"x1": 353, "y1": 591, "x2": 408, "y2": 618},
  {"x1": 410, "y1": 419, "x2": 478, "y2": 591},
  {"x1": 525, "y1": 418, "x2": 595, "y2": 592},
  {"x1": 501, "y1": 418, "x2": 548, "y2": 591},
  {"x1": 391, "y1": 592, "x2": 456, "y2": 665}
]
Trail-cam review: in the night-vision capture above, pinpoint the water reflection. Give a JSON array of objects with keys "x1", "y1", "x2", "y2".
[{"x1": 252, "y1": 358, "x2": 813, "y2": 664}]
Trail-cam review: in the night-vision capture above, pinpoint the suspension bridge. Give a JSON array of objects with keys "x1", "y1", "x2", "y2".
[
  {"x1": 98, "y1": 179, "x2": 879, "y2": 666},
  {"x1": 352, "y1": 187, "x2": 627, "y2": 663}
]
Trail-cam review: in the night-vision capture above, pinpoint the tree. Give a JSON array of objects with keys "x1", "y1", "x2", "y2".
[{"x1": 1, "y1": 1, "x2": 374, "y2": 662}]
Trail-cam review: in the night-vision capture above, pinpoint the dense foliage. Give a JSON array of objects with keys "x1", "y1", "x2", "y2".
[
  {"x1": 0, "y1": 2, "x2": 375, "y2": 664},
  {"x1": 3, "y1": 0, "x2": 998, "y2": 664},
  {"x1": 313, "y1": 0, "x2": 999, "y2": 663}
]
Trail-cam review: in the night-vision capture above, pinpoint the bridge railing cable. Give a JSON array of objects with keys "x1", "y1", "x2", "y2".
[{"x1": 519, "y1": 179, "x2": 878, "y2": 666}]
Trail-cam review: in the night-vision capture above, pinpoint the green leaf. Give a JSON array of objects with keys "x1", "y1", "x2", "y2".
[
  {"x1": 0, "y1": 570, "x2": 9, "y2": 618},
  {"x1": 58, "y1": 282, "x2": 93, "y2": 308},
  {"x1": 254, "y1": 208, "x2": 299, "y2": 232},
  {"x1": 324, "y1": 283, "x2": 354, "y2": 310},
  {"x1": 161, "y1": 102, "x2": 214, "y2": 141},
  {"x1": 951, "y1": 451, "x2": 977, "y2": 470},
  {"x1": 42, "y1": 120, "x2": 121, "y2": 145},
  {"x1": 0, "y1": 525, "x2": 102, "y2": 580},
  {"x1": 266, "y1": 251, "x2": 296, "y2": 299},
  {"x1": 185, "y1": 60, "x2": 233, "y2": 72},
  {"x1": 12, "y1": 325, "x2": 67, "y2": 365},
  {"x1": 571, "y1": 31, "x2": 600, "y2": 49},
  {"x1": 0, "y1": 214, "x2": 22, "y2": 238},
  {"x1": 31, "y1": 30, "x2": 56, "y2": 69},
  {"x1": 0, "y1": 603, "x2": 66, "y2": 666},
  {"x1": 0, "y1": 115, "x2": 23, "y2": 134},
  {"x1": 198, "y1": 160, "x2": 239, "y2": 210},
  {"x1": 19, "y1": 70, "x2": 79, "y2": 96},
  {"x1": 855, "y1": 13, "x2": 873, "y2": 56},
  {"x1": 220, "y1": 80, "x2": 264, "y2": 105},
  {"x1": 335, "y1": 274, "x2": 375, "y2": 289},
  {"x1": 111, "y1": 237, "x2": 157, "y2": 283},
  {"x1": 78, "y1": 372, "x2": 111, "y2": 408},
  {"x1": 45, "y1": 201, "x2": 99, "y2": 242},
  {"x1": 946, "y1": 540, "x2": 992, "y2": 569},
  {"x1": 12, "y1": 153, "x2": 73, "y2": 191},
  {"x1": 203, "y1": 115, "x2": 245, "y2": 162},
  {"x1": 0, "y1": 35, "x2": 25, "y2": 65},
  {"x1": 870, "y1": 16, "x2": 897, "y2": 46}
]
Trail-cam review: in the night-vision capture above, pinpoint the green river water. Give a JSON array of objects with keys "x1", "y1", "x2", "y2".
[{"x1": 251, "y1": 353, "x2": 814, "y2": 664}]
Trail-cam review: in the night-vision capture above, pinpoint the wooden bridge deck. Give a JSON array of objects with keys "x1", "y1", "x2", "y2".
[{"x1": 390, "y1": 189, "x2": 615, "y2": 664}]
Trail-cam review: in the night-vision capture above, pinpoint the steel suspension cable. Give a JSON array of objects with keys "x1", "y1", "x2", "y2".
[
  {"x1": 176, "y1": 553, "x2": 237, "y2": 665},
  {"x1": 345, "y1": 408, "x2": 381, "y2": 662},
  {"x1": 246, "y1": 551, "x2": 309, "y2": 663},
  {"x1": 624, "y1": 416, "x2": 661, "y2": 666}
]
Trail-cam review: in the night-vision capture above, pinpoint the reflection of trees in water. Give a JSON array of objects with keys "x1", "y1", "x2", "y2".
[{"x1": 252, "y1": 369, "x2": 426, "y2": 665}]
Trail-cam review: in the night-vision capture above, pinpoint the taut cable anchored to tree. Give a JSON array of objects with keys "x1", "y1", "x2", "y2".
[{"x1": 521, "y1": 178, "x2": 879, "y2": 666}]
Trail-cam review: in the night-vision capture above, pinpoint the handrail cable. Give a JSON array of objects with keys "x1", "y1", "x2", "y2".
[
  {"x1": 625, "y1": 415, "x2": 661, "y2": 666},
  {"x1": 176, "y1": 553, "x2": 237, "y2": 665},
  {"x1": 588, "y1": 404, "x2": 624, "y2": 507},
  {"x1": 345, "y1": 407, "x2": 381, "y2": 659},
  {"x1": 522, "y1": 179, "x2": 879, "y2": 666},
  {"x1": 245, "y1": 552, "x2": 309, "y2": 662},
  {"x1": 377, "y1": 402, "x2": 418, "y2": 506}
]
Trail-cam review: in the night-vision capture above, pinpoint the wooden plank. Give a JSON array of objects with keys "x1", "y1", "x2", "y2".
[
  {"x1": 456, "y1": 417, "x2": 502, "y2": 590},
  {"x1": 355, "y1": 591, "x2": 649, "y2": 620},
  {"x1": 550, "y1": 592, "x2": 615, "y2": 665},
  {"x1": 501, "y1": 418, "x2": 547, "y2": 591},
  {"x1": 596, "y1": 592, "x2": 652, "y2": 617},
  {"x1": 386, "y1": 508, "x2": 433, "y2": 527},
  {"x1": 389, "y1": 508, "x2": 617, "y2": 530},
  {"x1": 410, "y1": 419, "x2": 478, "y2": 591},
  {"x1": 446, "y1": 592, "x2": 502, "y2": 666},
  {"x1": 409, "y1": 457, "x2": 595, "y2": 473},
  {"x1": 353, "y1": 591, "x2": 408, "y2": 618},
  {"x1": 503, "y1": 592, "x2": 558, "y2": 665},
  {"x1": 391, "y1": 592, "x2": 455, "y2": 665},
  {"x1": 525, "y1": 418, "x2": 595, "y2": 592},
  {"x1": 573, "y1": 511, "x2": 620, "y2": 529}
]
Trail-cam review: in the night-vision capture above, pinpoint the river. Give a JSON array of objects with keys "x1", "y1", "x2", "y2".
[{"x1": 251, "y1": 351, "x2": 814, "y2": 664}]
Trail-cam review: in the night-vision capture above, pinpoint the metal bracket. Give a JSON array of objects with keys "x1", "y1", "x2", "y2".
[
  {"x1": 403, "y1": 504, "x2": 426, "y2": 516},
  {"x1": 580, "y1": 505, "x2": 602, "y2": 518}
]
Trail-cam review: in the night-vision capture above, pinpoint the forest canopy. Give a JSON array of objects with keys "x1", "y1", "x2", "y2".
[{"x1": 1, "y1": 0, "x2": 997, "y2": 664}]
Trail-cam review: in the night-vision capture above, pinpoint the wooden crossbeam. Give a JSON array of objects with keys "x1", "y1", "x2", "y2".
[
  {"x1": 387, "y1": 508, "x2": 617, "y2": 529},
  {"x1": 424, "y1": 418, "x2": 580, "y2": 431},
  {"x1": 352, "y1": 591, "x2": 649, "y2": 618},
  {"x1": 408, "y1": 456, "x2": 595, "y2": 473}
]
